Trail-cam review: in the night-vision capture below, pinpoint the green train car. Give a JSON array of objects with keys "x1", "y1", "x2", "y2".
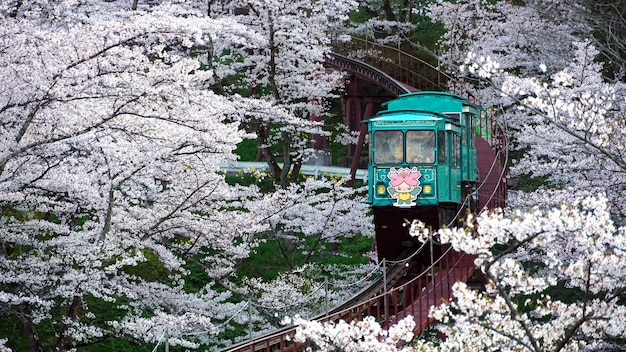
[{"x1": 366, "y1": 91, "x2": 480, "y2": 260}]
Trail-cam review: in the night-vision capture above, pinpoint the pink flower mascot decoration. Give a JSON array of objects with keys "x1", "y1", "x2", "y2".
[{"x1": 386, "y1": 167, "x2": 422, "y2": 207}]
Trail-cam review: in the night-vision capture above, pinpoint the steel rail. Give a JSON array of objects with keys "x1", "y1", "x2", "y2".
[{"x1": 222, "y1": 245, "x2": 474, "y2": 352}]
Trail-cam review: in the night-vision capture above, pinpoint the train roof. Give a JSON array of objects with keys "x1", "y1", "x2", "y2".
[
  {"x1": 367, "y1": 110, "x2": 447, "y2": 122},
  {"x1": 380, "y1": 91, "x2": 480, "y2": 114}
]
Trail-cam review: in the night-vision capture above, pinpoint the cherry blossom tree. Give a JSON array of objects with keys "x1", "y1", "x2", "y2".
[
  {"x1": 349, "y1": 0, "x2": 414, "y2": 44},
  {"x1": 521, "y1": 0, "x2": 626, "y2": 81},
  {"x1": 239, "y1": 177, "x2": 374, "y2": 321},
  {"x1": 412, "y1": 195, "x2": 626, "y2": 352},
  {"x1": 0, "y1": 1, "x2": 272, "y2": 350},
  {"x1": 209, "y1": 0, "x2": 358, "y2": 188},
  {"x1": 428, "y1": 0, "x2": 626, "y2": 218},
  {"x1": 294, "y1": 195, "x2": 626, "y2": 352},
  {"x1": 426, "y1": 2, "x2": 626, "y2": 349},
  {"x1": 252, "y1": 177, "x2": 372, "y2": 267},
  {"x1": 501, "y1": 44, "x2": 626, "y2": 221},
  {"x1": 427, "y1": 0, "x2": 585, "y2": 77}
]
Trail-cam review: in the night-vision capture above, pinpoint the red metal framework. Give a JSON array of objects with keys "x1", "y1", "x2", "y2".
[
  {"x1": 331, "y1": 36, "x2": 448, "y2": 92},
  {"x1": 326, "y1": 52, "x2": 412, "y2": 96}
]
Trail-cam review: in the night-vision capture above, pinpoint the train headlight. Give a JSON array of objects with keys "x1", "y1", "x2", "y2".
[
  {"x1": 376, "y1": 185, "x2": 386, "y2": 195},
  {"x1": 423, "y1": 185, "x2": 432, "y2": 194}
]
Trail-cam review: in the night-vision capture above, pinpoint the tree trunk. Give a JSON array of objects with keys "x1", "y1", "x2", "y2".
[
  {"x1": 55, "y1": 296, "x2": 83, "y2": 351},
  {"x1": 19, "y1": 303, "x2": 44, "y2": 352}
]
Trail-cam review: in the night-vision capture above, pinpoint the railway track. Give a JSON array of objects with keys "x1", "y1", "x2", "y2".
[
  {"x1": 219, "y1": 254, "x2": 412, "y2": 352},
  {"x1": 317, "y1": 248, "x2": 419, "y2": 318},
  {"x1": 221, "y1": 245, "x2": 474, "y2": 352}
]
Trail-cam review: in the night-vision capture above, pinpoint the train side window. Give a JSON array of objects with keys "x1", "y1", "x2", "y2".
[
  {"x1": 461, "y1": 114, "x2": 468, "y2": 146},
  {"x1": 438, "y1": 131, "x2": 445, "y2": 164},
  {"x1": 406, "y1": 130, "x2": 435, "y2": 164},
  {"x1": 453, "y1": 134, "x2": 461, "y2": 168},
  {"x1": 470, "y1": 115, "x2": 476, "y2": 148},
  {"x1": 461, "y1": 127, "x2": 466, "y2": 146},
  {"x1": 374, "y1": 130, "x2": 403, "y2": 163}
]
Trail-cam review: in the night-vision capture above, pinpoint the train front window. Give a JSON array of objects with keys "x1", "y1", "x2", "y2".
[
  {"x1": 406, "y1": 131, "x2": 435, "y2": 164},
  {"x1": 374, "y1": 131, "x2": 403, "y2": 163}
]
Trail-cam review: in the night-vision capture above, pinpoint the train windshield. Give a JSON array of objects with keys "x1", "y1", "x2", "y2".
[
  {"x1": 374, "y1": 131, "x2": 403, "y2": 163},
  {"x1": 373, "y1": 130, "x2": 436, "y2": 164},
  {"x1": 406, "y1": 131, "x2": 435, "y2": 164}
]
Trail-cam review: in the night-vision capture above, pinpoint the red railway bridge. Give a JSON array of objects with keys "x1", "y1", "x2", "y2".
[{"x1": 222, "y1": 36, "x2": 508, "y2": 352}]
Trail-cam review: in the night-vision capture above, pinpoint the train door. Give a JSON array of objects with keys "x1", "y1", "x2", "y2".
[
  {"x1": 464, "y1": 112, "x2": 478, "y2": 182},
  {"x1": 436, "y1": 131, "x2": 449, "y2": 201},
  {"x1": 450, "y1": 132, "x2": 462, "y2": 202}
]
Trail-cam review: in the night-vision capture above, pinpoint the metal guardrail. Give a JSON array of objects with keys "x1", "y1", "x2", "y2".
[
  {"x1": 325, "y1": 52, "x2": 412, "y2": 96},
  {"x1": 218, "y1": 161, "x2": 369, "y2": 183},
  {"x1": 221, "y1": 247, "x2": 475, "y2": 352},
  {"x1": 331, "y1": 36, "x2": 448, "y2": 93}
]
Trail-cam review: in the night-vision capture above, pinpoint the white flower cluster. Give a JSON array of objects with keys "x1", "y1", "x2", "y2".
[
  {"x1": 109, "y1": 311, "x2": 217, "y2": 349},
  {"x1": 0, "y1": 339, "x2": 10, "y2": 352},
  {"x1": 500, "y1": 40, "x2": 626, "y2": 219},
  {"x1": 513, "y1": 44, "x2": 617, "y2": 144},
  {"x1": 459, "y1": 52, "x2": 501, "y2": 79},
  {"x1": 407, "y1": 195, "x2": 626, "y2": 351},
  {"x1": 293, "y1": 315, "x2": 416, "y2": 352}
]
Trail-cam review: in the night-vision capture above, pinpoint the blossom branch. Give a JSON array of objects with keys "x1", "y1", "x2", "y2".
[{"x1": 485, "y1": 270, "x2": 543, "y2": 352}]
